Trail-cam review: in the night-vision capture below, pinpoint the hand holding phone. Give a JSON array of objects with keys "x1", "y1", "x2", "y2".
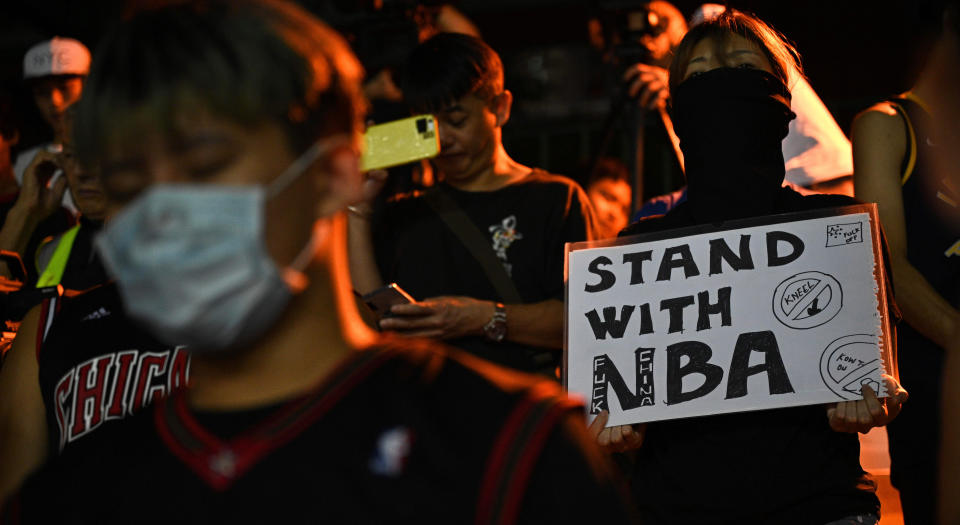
[
  {"x1": 360, "y1": 115, "x2": 440, "y2": 171},
  {"x1": 17, "y1": 150, "x2": 68, "y2": 218},
  {"x1": 358, "y1": 283, "x2": 416, "y2": 322}
]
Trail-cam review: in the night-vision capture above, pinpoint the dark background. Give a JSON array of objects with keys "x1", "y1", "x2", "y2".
[{"x1": 0, "y1": 0, "x2": 941, "y2": 198}]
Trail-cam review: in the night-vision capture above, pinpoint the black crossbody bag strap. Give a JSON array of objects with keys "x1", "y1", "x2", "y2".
[{"x1": 422, "y1": 188, "x2": 523, "y2": 304}]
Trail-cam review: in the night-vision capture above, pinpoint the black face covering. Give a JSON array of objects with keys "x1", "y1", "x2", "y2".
[{"x1": 671, "y1": 67, "x2": 795, "y2": 222}]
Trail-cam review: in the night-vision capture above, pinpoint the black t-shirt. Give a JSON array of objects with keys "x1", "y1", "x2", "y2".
[
  {"x1": 620, "y1": 188, "x2": 881, "y2": 525},
  {"x1": 4, "y1": 340, "x2": 637, "y2": 524},
  {"x1": 374, "y1": 170, "x2": 596, "y2": 372},
  {"x1": 37, "y1": 282, "x2": 189, "y2": 454}
]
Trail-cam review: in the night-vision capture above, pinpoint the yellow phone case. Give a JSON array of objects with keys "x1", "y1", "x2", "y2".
[{"x1": 361, "y1": 115, "x2": 440, "y2": 171}]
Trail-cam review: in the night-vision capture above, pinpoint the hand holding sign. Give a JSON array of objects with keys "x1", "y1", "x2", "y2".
[
  {"x1": 588, "y1": 410, "x2": 645, "y2": 453},
  {"x1": 826, "y1": 374, "x2": 908, "y2": 433}
]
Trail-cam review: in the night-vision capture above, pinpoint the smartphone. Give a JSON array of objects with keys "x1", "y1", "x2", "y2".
[
  {"x1": 359, "y1": 283, "x2": 416, "y2": 320},
  {"x1": 37, "y1": 143, "x2": 64, "y2": 188},
  {"x1": 360, "y1": 115, "x2": 440, "y2": 171},
  {"x1": 32, "y1": 158, "x2": 62, "y2": 189},
  {"x1": 45, "y1": 169, "x2": 64, "y2": 190}
]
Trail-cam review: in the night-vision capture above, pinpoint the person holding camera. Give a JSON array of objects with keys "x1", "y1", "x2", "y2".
[{"x1": 349, "y1": 33, "x2": 597, "y2": 376}]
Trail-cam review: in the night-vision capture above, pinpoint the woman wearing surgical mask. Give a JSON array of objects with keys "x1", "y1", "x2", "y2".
[{"x1": 589, "y1": 10, "x2": 909, "y2": 525}]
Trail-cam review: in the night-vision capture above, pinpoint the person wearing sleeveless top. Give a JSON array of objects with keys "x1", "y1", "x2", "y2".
[{"x1": 851, "y1": 3, "x2": 960, "y2": 522}]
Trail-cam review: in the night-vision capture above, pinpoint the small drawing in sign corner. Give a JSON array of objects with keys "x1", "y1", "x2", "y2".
[
  {"x1": 826, "y1": 222, "x2": 863, "y2": 247},
  {"x1": 819, "y1": 334, "x2": 883, "y2": 401},
  {"x1": 772, "y1": 271, "x2": 843, "y2": 330}
]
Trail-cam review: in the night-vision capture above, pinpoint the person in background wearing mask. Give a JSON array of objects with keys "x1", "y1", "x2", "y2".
[
  {"x1": 850, "y1": 2, "x2": 960, "y2": 522},
  {"x1": 0, "y1": 2, "x2": 635, "y2": 522},
  {"x1": 627, "y1": 2, "x2": 856, "y2": 222},
  {"x1": 591, "y1": 10, "x2": 908, "y2": 525}
]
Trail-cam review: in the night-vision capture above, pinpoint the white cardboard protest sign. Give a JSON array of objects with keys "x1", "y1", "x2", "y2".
[{"x1": 564, "y1": 205, "x2": 895, "y2": 427}]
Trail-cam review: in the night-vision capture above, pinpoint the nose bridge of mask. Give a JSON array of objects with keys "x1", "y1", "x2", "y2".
[{"x1": 265, "y1": 136, "x2": 341, "y2": 200}]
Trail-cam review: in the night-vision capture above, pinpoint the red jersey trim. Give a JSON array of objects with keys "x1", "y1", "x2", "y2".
[
  {"x1": 154, "y1": 347, "x2": 394, "y2": 492},
  {"x1": 35, "y1": 296, "x2": 58, "y2": 360},
  {"x1": 475, "y1": 385, "x2": 580, "y2": 525},
  {"x1": 496, "y1": 400, "x2": 576, "y2": 525}
]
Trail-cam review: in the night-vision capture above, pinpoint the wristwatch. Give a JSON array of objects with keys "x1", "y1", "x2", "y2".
[{"x1": 483, "y1": 302, "x2": 508, "y2": 343}]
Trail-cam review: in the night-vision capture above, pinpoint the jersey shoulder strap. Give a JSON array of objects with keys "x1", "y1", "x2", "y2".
[
  {"x1": 887, "y1": 93, "x2": 932, "y2": 186},
  {"x1": 475, "y1": 383, "x2": 582, "y2": 525},
  {"x1": 35, "y1": 224, "x2": 81, "y2": 288}
]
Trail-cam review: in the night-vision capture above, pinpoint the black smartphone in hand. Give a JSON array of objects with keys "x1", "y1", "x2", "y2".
[{"x1": 358, "y1": 283, "x2": 415, "y2": 321}]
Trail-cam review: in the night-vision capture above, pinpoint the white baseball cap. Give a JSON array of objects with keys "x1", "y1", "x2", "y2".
[
  {"x1": 690, "y1": 4, "x2": 728, "y2": 27},
  {"x1": 23, "y1": 37, "x2": 91, "y2": 79}
]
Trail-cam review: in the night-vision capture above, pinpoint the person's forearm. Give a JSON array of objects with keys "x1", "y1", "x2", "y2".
[
  {"x1": 505, "y1": 299, "x2": 564, "y2": 350},
  {"x1": 891, "y1": 257, "x2": 960, "y2": 350},
  {"x1": 346, "y1": 209, "x2": 385, "y2": 295}
]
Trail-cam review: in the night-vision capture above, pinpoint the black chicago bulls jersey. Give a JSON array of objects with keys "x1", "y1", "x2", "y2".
[
  {"x1": 36, "y1": 283, "x2": 189, "y2": 453},
  {"x1": 6, "y1": 340, "x2": 635, "y2": 524}
]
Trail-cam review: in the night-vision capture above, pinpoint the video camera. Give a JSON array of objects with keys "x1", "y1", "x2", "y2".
[{"x1": 593, "y1": 0, "x2": 671, "y2": 68}]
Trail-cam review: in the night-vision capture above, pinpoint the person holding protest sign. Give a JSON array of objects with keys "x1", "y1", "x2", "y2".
[
  {"x1": 590, "y1": 10, "x2": 908, "y2": 525},
  {"x1": 0, "y1": 2, "x2": 636, "y2": 522}
]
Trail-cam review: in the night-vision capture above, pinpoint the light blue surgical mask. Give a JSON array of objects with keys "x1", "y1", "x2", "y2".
[{"x1": 95, "y1": 139, "x2": 333, "y2": 353}]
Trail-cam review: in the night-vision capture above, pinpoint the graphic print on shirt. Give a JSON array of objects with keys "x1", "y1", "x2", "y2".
[
  {"x1": 368, "y1": 426, "x2": 414, "y2": 477},
  {"x1": 52, "y1": 346, "x2": 190, "y2": 449},
  {"x1": 489, "y1": 215, "x2": 523, "y2": 276}
]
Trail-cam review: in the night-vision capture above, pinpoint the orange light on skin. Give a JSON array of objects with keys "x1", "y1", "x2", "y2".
[
  {"x1": 328, "y1": 212, "x2": 378, "y2": 349},
  {"x1": 588, "y1": 178, "x2": 632, "y2": 240}
]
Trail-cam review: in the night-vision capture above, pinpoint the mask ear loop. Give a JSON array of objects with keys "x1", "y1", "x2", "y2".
[
  {"x1": 281, "y1": 221, "x2": 330, "y2": 293},
  {"x1": 268, "y1": 137, "x2": 344, "y2": 292},
  {"x1": 266, "y1": 135, "x2": 347, "y2": 199}
]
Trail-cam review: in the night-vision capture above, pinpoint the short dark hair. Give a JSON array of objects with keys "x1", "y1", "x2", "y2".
[
  {"x1": 668, "y1": 9, "x2": 802, "y2": 99},
  {"x1": 401, "y1": 32, "x2": 504, "y2": 113},
  {"x1": 73, "y1": 0, "x2": 365, "y2": 169}
]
